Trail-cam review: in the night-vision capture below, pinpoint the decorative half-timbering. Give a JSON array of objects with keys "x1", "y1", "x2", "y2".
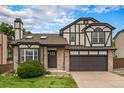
[
  {"x1": 83, "y1": 23, "x2": 114, "y2": 47},
  {"x1": 60, "y1": 18, "x2": 99, "y2": 46},
  {"x1": 60, "y1": 18, "x2": 115, "y2": 47}
]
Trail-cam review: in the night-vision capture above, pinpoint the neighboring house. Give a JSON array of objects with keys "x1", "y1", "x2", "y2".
[
  {"x1": 114, "y1": 29, "x2": 124, "y2": 58},
  {"x1": 0, "y1": 32, "x2": 7, "y2": 64},
  {"x1": 11, "y1": 17, "x2": 116, "y2": 72}
]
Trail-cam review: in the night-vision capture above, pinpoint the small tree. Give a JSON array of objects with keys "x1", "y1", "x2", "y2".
[{"x1": 0, "y1": 22, "x2": 31, "y2": 60}]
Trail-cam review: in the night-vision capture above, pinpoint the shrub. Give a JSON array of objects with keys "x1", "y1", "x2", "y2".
[
  {"x1": 17, "y1": 60, "x2": 45, "y2": 78},
  {"x1": 45, "y1": 71, "x2": 51, "y2": 75}
]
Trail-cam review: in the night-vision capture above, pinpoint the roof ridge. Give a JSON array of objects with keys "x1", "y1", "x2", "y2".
[{"x1": 59, "y1": 17, "x2": 100, "y2": 31}]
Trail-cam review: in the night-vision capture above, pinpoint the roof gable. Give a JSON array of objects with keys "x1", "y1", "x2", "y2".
[
  {"x1": 82, "y1": 23, "x2": 115, "y2": 31},
  {"x1": 59, "y1": 17, "x2": 99, "y2": 32}
]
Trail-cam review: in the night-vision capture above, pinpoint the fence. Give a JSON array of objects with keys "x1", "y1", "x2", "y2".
[
  {"x1": 0, "y1": 63, "x2": 13, "y2": 74},
  {"x1": 113, "y1": 58, "x2": 124, "y2": 69}
]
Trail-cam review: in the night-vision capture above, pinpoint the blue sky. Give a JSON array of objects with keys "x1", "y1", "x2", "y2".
[{"x1": 0, "y1": 5, "x2": 124, "y2": 36}]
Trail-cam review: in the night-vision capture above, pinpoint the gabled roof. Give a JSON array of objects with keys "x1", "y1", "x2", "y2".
[
  {"x1": 82, "y1": 23, "x2": 115, "y2": 31},
  {"x1": 11, "y1": 33, "x2": 68, "y2": 46},
  {"x1": 59, "y1": 17, "x2": 99, "y2": 31},
  {"x1": 113, "y1": 29, "x2": 124, "y2": 40}
]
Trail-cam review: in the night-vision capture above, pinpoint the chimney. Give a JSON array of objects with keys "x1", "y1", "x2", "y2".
[{"x1": 14, "y1": 18, "x2": 23, "y2": 40}]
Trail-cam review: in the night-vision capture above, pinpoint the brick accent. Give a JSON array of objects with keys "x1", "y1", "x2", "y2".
[
  {"x1": 13, "y1": 46, "x2": 18, "y2": 70},
  {"x1": 57, "y1": 48, "x2": 64, "y2": 70},
  {"x1": 44, "y1": 47, "x2": 48, "y2": 69},
  {"x1": 65, "y1": 50, "x2": 69, "y2": 71},
  {"x1": 0, "y1": 33, "x2": 7, "y2": 64},
  {"x1": 40, "y1": 47, "x2": 43, "y2": 64},
  {"x1": 108, "y1": 50, "x2": 113, "y2": 72}
]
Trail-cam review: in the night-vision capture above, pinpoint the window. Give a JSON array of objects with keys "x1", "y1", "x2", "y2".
[
  {"x1": 92, "y1": 31, "x2": 104, "y2": 44},
  {"x1": 20, "y1": 49, "x2": 39, "y2": 63},
  {"x1": 70, "y1": 33, "x2": 75, "y2": 42},
  {"x1": 94, "y1": 27, "x2": 102, "y2": 32},
  {"x1": 84, "y1": 20, "x2": 88, "y2": 25}
]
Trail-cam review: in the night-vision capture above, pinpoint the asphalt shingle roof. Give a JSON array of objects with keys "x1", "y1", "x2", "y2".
[{"x1": 11, "y1": 33, "x2": 68, "y2": 45}]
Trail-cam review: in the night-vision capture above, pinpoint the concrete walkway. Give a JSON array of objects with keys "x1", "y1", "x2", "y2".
[{"x1": 71, "y1": 72, "x2": 124, "y2": 88}]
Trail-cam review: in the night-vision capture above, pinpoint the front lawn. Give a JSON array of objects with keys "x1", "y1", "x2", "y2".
[{"x1": 0, "y1": 75, "x2": 78, "y2": 88}]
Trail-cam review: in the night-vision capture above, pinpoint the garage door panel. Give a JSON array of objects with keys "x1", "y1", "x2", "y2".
[
  {"x1": 70, "y1": 56, "x2": 107, "y2": 71},
  {"x1": 71, "y1": 61, "x2": 106, "y2": 66}
]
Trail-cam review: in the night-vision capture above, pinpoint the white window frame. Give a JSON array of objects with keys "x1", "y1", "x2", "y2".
[
  {"x1": 20, "y1": 48, "x2": 39, "y2": 63},
  {"x1": 92, "y1": 32, "x2": 104, "y2": 44}
]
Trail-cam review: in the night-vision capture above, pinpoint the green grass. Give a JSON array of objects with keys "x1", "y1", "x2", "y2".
[
  {"x1": 117, "y1": 73, "x2": 124, "y2": 77},
  {"x1": 0, "y1": 75, "x2": 78, "y2": 88}
]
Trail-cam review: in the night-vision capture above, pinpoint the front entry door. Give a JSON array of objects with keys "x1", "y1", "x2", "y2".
[{"x1": 48, "y1": 51, "x2": 57, "y2": 68}]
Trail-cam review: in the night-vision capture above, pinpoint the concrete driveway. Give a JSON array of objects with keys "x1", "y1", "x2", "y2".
[{"x1": 71, "y1": 72, "x2": 124, "y2": 88}]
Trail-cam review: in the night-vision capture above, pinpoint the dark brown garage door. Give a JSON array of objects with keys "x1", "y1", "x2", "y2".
[{"x1": 70, "y1": 56, "x2": 107, "y2": 71}]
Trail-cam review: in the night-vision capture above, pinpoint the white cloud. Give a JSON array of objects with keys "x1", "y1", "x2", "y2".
[
  {"x1": 80, "y1": 5, "x2": 124, "y2": 13},
  {"x1": 0, "y1": 5, "x2": 124, "y2": 33},
  {"x1": 54, "y1": 16, "x2": 74, "y2": 25}
]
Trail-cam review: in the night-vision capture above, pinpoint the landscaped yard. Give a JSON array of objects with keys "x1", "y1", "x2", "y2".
[{"x1": 0, "y1": 75, "x2": 78, "y2": 88}]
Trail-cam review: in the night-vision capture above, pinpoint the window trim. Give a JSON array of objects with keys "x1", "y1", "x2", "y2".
[
  {"x1": 19, "y1": 48, "x2": 39, "y2": 63},
  {"x1": 92, "y1": 31, "x2": 105, "y2": 44},
  {"x1": 70, "y1": 33, "x2": 76, "y2": 42}
]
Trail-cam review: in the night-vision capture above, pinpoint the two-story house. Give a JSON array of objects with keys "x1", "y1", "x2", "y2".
[{"x1": 11, "y1": 17, "x2": 115, "y2": 72}]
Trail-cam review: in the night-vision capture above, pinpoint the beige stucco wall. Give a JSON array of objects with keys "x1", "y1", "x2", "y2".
[
  {"x1": 115, "y1": 32, "x2": 124, "y2": 58},
  {"x1": 108, "y1": 50, "x2": 113, "y2": 72}
]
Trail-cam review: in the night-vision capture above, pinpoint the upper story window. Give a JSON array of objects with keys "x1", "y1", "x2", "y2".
[
  {"x1": 84, "y1": 20, "x2": 88, "y2": 25},
  {"x1": 95, "y1": 27, "x2": 102, "y2": 32},
  {"x1": 70, "y1": 33, "x2": 75, "y2": 42},
  {"x1": 92, "y1": 28, "x2": 104, "y2": 44}
]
